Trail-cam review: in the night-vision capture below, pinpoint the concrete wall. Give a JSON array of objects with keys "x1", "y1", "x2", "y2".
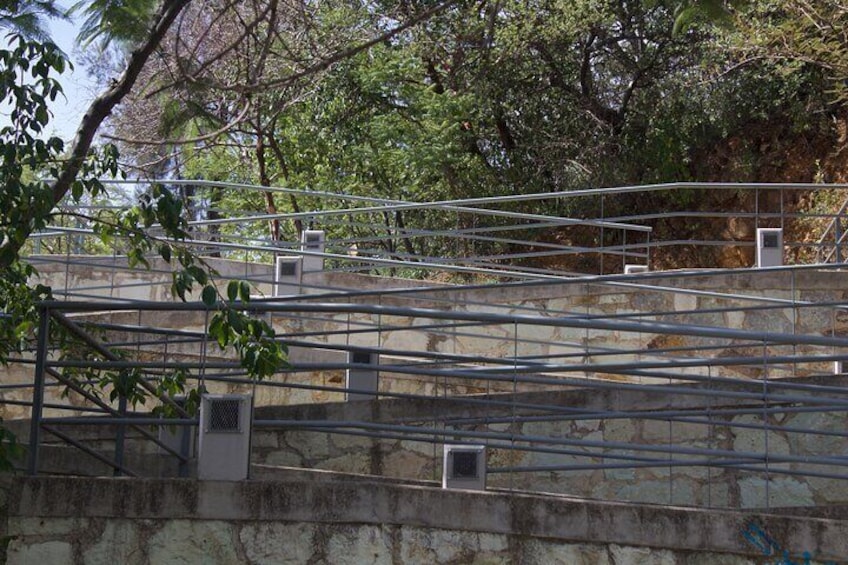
[{"x1": 5, "y1": 476, "x2": 846, "y2": 564}]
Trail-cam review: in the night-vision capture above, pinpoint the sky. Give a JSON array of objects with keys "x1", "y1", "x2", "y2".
[{"x1": 45, "y1": 5, "x2": 99, "y2": 142}]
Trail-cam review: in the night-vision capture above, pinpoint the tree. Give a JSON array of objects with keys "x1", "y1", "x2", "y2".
[
  {"x1": 0, "y1": 0, "x2": 287, "y2": 446},
  {"x1": 70, "y1": 0, "x2": 844, "y2": 278},
  {"x1": 100, "y1": 0, "x2": 463, "y2": 246}
]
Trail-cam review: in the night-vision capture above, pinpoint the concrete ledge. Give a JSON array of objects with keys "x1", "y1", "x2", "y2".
[{"x1": 8, "y1": 476, "x2": 848, "y2": 560}]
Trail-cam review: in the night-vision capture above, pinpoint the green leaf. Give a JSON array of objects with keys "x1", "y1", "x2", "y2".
[
  {"x1": 208, "y1": 314, "x2": 229, "y2": 348},
  {"x1": 159, "y1": 244, "x2": 171, "y2": 263},
  {"x1": 227, "y1": 309, "x2": 245, "y2": 333},
  {"x1": 187, "y1": 265, "x2": 208, "y2": 286},
  {"x1": 201, "y1": 284, "x2": 217, "y2": 306},
  {"x1": 227, "y1": 280, "x2": 239, "y2": 302}
]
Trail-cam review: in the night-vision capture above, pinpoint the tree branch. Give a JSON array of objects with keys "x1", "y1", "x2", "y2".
[
  {"x1": 102, "y1": 98, "x2": 251, "y2": 146},
  {"x1": 51, "y1": 0, "x2": 192, "y2": 205}
]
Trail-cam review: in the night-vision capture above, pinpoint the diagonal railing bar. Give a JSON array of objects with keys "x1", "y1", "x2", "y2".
[{"x1": 40, "y1": 425, "x2": 139, "y2": 478}]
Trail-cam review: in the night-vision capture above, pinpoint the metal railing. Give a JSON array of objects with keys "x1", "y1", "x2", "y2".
[{"x1": 7, "y1": 180, "x2": 848, "y2": 511}]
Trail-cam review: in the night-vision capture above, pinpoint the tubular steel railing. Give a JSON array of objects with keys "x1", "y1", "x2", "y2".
[{"x1": 7, "y1": 180, "x2": 848, "y2": 512}]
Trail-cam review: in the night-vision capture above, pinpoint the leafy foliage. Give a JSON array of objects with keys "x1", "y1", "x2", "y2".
[
  {"x1": 0, "y1": 0, "x2": 290, "y2": 472},
  {"x1": 0, "y1": 0, "x2": 67, "y2": 40},
  {"x1": 0, "y1": 34, "x2": 66, "y2": 268},
  {"x1": 98, "y1": 0, "x2": 848, "y2": 270},
  {"x1": 72, "y1": 0, "x2": 160, "y2": 46},
  {"x1": 730, "y1": 0, "x2": 848, "y2": 106},
  {"x1": 672, "y1": 0, "x2": 740, "y2": 35}
]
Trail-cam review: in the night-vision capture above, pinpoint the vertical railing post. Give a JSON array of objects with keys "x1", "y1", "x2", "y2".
[
  {"x1": 646, "y1": 231, "x2": 651, "y2": 270},
  {"x1": 113, "y1": 395, "x2": 127, "y2": 476},
  {"x1": 27, "y1": 306, "x2": 50, "y2": 476},
  {"x1": 599, "y1": 195, "x2": 605, "y2": 275},
  {"x1": 621, "y1": 228, "x2": 627, "y2": 273}
]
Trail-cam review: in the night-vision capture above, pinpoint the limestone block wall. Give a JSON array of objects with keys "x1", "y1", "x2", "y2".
[
  {"x1": 11, "y1": 263, "x2": 847, "y2": 418},
  {"x1": 2, "y1": 519, "x2": 772, "y2": 564},
  {"x1": 5, "y1": 476, "x2": 846, "y2": 564},
  {"x1": 103, "y1": 266, "x2": 848, "y2": 392},
  {"x1": 249, "y1": 380, "x2": 848, "y2": 510},
  {"x1": 8, "y1": 381, "x2": 848, "y2": 512}
]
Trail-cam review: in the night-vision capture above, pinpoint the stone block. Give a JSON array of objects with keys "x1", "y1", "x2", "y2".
[
  {"x1": 381, "y1": 327, "x2": 434, "y2": 353},
  {"x1": 632, "y1": 292, "x2": 670, "y2": 314},
  {"x1": 731, "y1": 415, "x2": 790, "y2": 457},
  {"x1": 604, "y1": 456, "x2": 636, "y2": 482},
  {"x1": 604, "y1": 419, "x2": 636, "y2": 443},
  {"x1": 674, "y1": 293, "x2": 698, "y2": 313},
  {"x1": 148, "y1": 519, "x2": 241, "y2": 564},
  {"x1": 399, "y1": 527, "x2": 438, "y2": 562},
  {"x1": 477, "y1": 532, "x2": 509, "y2": 554},
  {"x1": 515, "y1": 323, "x2": 555, "y2": 355},
  {"x1": 251, "y1": 432, "x2": 279, "y2": 449},
  {"x1": 642, "y1": 420, "x2": 709, "y2": 443},
  {"x1": 786, "y1": 411, "x2": 848, "y2": 456},
  {"x1": 521, "y1": 419, "x2": 561, "y2": 440},
  {"x1": 382, "y1": 450, "x2": 431, "y2": 479},
  {"x1": 431, "y1": 528, "x2": 481, "y2": 563},
  {"x1": 743, "y1": 309, "x2": 793, "y2": 335},
  {"x1": 795, "y1": 305, "x2": 834, "y2": 335},
  {"x1": 669, "y1": 482, "x2": 696, "y2": 506},
  {"x1": 805, "y1": 472, "x2": 848, "y2": 504},
  {"x1": 523, "y1": 539, "x2": 610, "y2": 564},
  {"x1": 697, "y1": 482, "x2": 732, "y2": 509},
  {"x1": 239, "y1": 522, "x2": 315, "y2": 564},
  {"x1": 725, "y1": 310, "x2": 745, "y2": 330},
  {"x1": 528, "y1": 450, "x2": 592, "y2": 471},
  {"x1": 282, "y1": 430, "x2": 331, "y2": 461},
  {"x1": 262, "y1": 449, "x2": 304, "y2": 468},
  {"x1": 402, "y1": 438, "x2": 438, "y2": 457},
  {"x1": 685, "y1": 553, "x2": 756, "y2": 564},
  {"x1": 329, "y1": 433, "x2": 373, "y2": 453},
  {"x1": 455, "y1": 335, "x2": 511, "y2": 358},
  {"x1": 739, "y1": 476, "x2": 814, "y2": 508},
  {"x1": 609, "y1": 544, "x2": 676, "y2": 565},
  {"x1": 320, "y1": 452, "x2": 372, "y2": 475},
  {"x1": 552, "y1": 325, "x2": 590, "y2": 346},
  {"x1": 7, "y1": 517, "x2": 86, "y2": 537},
  {"x1": 325, "y1": 524, "x2": 393, "y2": 564},
  {"x1": 6, "y1": 541, "x2": 73, "y2": 565},
  {"x1": 673, "y1": 463, "x2": 711, "y2": 480},
  {"x1": 573, "y1": 419, "x2": 602, "y2": 436},
  {"x1": 82, "y1": 520, "x2": 142, "y2": 565}
]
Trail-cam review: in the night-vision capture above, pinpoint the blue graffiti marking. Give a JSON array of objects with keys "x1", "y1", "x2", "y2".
[{"x1": 740, "y1": 521, "x2": 835, "y2": 565}]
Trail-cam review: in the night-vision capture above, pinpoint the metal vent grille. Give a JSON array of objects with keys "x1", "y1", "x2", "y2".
[
  {"x1": 451, "y1": 451, "x2": 479, "y2": 479},
  {"x1": 762, "y1": 233, "x2": 779, "y2": 248},
  {"x1": 277, "y1": 260, "x2": 298, "y2": 277},
  {"x1": 352, "y1": 350, "x2": 372, "y2": 365},
  {"x1": 304, "y1": 233, "x2": 322, "y2": 249},
  {"x1": 208, "y1": 398, "x2": 241, "y2": 432}
]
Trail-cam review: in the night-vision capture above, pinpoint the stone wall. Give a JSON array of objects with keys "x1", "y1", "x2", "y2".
[
  {"x1": 0, "y1": 520, "x2": 773, "y2": 564},
  {"x1": 11, "y1": 264, "x2": 847, "y2": 422},
  {"x1": 12, "y1": 376, "x2": 847, "y2": 511},
  {"x1": 5, "y1": 476, "x2": 846, "y2": 564},
  {"x1": 248, "y1": 380, "x2": 848, "y2": 510}
]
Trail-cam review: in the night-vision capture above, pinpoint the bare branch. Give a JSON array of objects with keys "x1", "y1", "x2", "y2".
[
  {"x1": 51, "y1": 0, "x2": 192, "y2": 205},
  {"x1": 102, "y1": 98, "x2": 251, "y2": 146}
]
